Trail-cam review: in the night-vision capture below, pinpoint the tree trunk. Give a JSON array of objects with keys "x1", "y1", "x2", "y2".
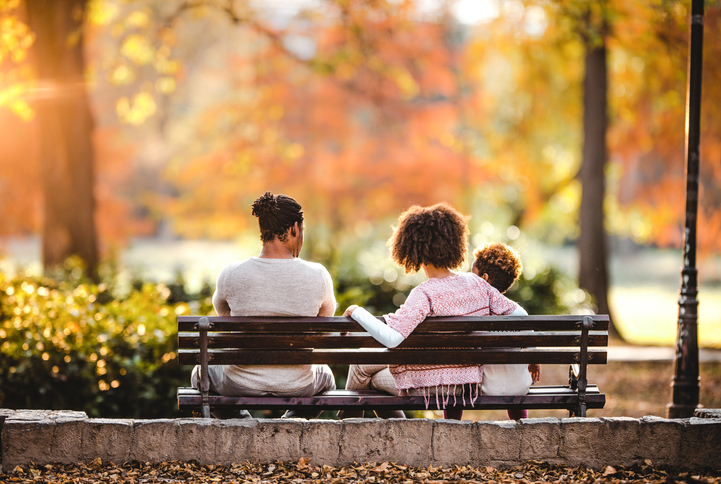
[
  {"x1": 579, "y1": 35, "x2": 621, "y2": 339},
  {"x1": 25, "y1": 0, "x2": 99, "y2": 279}
]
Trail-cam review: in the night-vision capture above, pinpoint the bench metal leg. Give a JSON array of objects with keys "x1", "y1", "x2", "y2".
[
  {"x1": 570, "y1": 316, "x2": 593, "y2": 418},
  {"x1": 197, "y1": 316, "x2": 212, "y2": 419}
]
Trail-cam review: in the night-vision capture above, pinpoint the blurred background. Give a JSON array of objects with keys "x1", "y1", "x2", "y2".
[{"x1": 0, "y1": 0, "x2": 720, "y2": 419}]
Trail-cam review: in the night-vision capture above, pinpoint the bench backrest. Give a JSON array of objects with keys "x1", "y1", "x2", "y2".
[{"x1": 177, "y1": 315, "x2": 609, "y2": 367}]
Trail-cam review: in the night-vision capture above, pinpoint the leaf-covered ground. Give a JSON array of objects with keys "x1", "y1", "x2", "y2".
[{"x1": 2, "y1": 459, "x2": 720, "y2": 484}]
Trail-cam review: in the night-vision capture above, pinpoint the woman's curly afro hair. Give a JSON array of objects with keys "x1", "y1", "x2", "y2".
[
  {"x1": 251, "y1": 192, "x2": 303, "y2": 242},
  {"x1": 388, "y1": 202, "x2": 469, "y2": 273},
  {"x1": 472, "y1": 242, "x2": 523, "y2": 293}
]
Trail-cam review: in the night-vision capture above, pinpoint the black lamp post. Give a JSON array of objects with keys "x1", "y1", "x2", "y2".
[{"x1": 668, "y1": 0, "x2": 704, "y2": 419}]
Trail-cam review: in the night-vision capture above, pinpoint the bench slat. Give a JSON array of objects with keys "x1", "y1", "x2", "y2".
[
  {"x1": 178, "y1": 331, "x2": 608, "y2": 350},
  {"x1": 177, "y1": 385, "x2": 605, "y2": 411},
  {"x1": 178, "y1": 315, "x2": 610, "y2": 332},
  {"x1": 177, "y1": 347, "x2": 607, "y2": 366}
]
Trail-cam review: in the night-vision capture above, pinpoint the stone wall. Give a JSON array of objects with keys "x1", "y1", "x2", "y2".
[{"x1": 2, "y1": 409, "x2": 720, "y2": 472}]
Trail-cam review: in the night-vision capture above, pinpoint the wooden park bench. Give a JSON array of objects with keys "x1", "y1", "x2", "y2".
[{"x1": 177, "y1": 314, "x2": 608, "y2": 419}]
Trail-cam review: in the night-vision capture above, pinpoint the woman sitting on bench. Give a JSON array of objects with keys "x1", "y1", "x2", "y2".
[{"x1": 340, "y1": 203, "x2": 529, "y2": 420}]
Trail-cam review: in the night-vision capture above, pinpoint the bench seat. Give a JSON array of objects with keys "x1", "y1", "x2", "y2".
[{"x1": 177, "y1": 385, "x2": 605, "y2": 412}]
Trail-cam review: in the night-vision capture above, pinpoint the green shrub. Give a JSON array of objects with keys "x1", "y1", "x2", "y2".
[
  {"x1": 506, "y1": 267, "x2": 593, "y2": 315},
  {"x1": 0, "y1": 260, "x2": 213, "y2": 418}
]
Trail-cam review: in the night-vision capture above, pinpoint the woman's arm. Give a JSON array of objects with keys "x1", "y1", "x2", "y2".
[{"x1": 344, "y1": 306, "x2": 405, "y2": 348}]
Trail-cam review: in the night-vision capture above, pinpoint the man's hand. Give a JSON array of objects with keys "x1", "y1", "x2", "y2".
[{"x1": 528, "y1": 364, "x2": 541, "y2": 384}]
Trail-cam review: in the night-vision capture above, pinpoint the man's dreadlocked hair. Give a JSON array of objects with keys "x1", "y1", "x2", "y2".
[{"x1": 251, "y1": 192, "x2": 304, "y2": 242}]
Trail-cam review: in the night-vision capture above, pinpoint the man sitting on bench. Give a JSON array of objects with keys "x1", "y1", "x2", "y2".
[{"x1": 190, "y1": 192, "x2": 337, "y2": 419}]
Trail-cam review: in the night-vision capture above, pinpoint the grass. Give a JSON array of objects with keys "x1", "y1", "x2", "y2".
[
  {"x1": 611, "y1": 286, "x2": 721, "y2": 348},
  {"x1": 536, "y1": 244, "x2": 721, "y2": 348}
]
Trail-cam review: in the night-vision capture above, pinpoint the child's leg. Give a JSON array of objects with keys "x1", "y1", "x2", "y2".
[{"x1": 507, "y1": 408, "x2": 528, "y2": 420}]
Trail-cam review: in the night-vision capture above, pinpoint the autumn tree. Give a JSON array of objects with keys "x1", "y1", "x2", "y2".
[
  {"x1": 0, "y1": 0, "x2": 100, "y2": 277},
  {"x1": 21, "y1": 0, "x2": 100, "y2": 278},
  {"x1": 0, "y1": 0, "x2": 183, "y2": 275},
  {"x1": 609, "y1": 2, "x2": 721, "y2": 259},
  {"x1": 575, "y1": 1, "x2": 614, "y2": 330},
  {"x1": 158, "y1": 1, "x2": 482, "y2": 243}
]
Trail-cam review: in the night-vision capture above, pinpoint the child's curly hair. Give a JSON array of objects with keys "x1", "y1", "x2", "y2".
[
  {"x1": 472, "y1": 242, "x2": 523, "y2": 293},
  {"x1": 388, "y1": 202, "x2": 469, "y2": 273}
]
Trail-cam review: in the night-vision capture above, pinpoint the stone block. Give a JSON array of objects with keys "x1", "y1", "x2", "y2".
[
  {"x1": 596, "y1": 417, "x2": 641, "y2": 467},
  {"x1": 476, "y1": 420, "x2": 521, "y2": 468},
  {"x1": 51, "y1": 419, "x2": 86, "y2": 464},
  {"x1": 2, "y1": 419, "x2": 56, "y2": 468},
  {"x1": 213, "y1": 419, "x2": 257, "y2": 465},
  {"x1": 431, "y1": 419, "x2": 478, "y2": 466},
  {"x1": 173, "y1": 418, "x2": 221, "y2": 464},
  {"x1": 679, "y1": 418, "x2": 721, "y2": 470},
  {"x1": 519, "y1": 418, "x2": 562, "y2": 463},
  {"x1": 81, "y1": 419, "x2": 134, "y2": 464},
  {"x1": 379, "y1": 418, "x2": 433, "y2": 467},
  {"x1": 337, "y1": 419, "x2": 389, "y2": 465},
  {"x1": 300, "y1": 419, "x2": 343, "y2": 466},
  {"x1": 130, "y1": 419, "x2": 178, "y2": 463},
  {"x1": 558, "y1": 417, "x2": 603, "y2": 468},
  {"x1": 638, "y1": 416, "x2": 685, "y2": 468},
  {"x1": 251, "y1": 419, "x2": 304, "y2": 463}
]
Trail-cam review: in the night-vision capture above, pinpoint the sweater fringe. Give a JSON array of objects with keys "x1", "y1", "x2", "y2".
[{"x1": 404, "y1": 382, "x2": 483, "y2": 410}]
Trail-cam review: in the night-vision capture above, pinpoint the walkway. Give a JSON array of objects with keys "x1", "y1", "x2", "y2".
[{"x1": 607, "y1": 345, "x2": 721, "y2": 362}]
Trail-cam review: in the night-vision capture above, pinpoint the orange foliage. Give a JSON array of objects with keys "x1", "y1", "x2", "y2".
[
  {"x1": 93, "y1": 126, "x2": 144, "y2": 250},
  {"x1": 162, "y1": 5, "x2": 480, "y2": 237},
  {"x1": 609, "y1": 2, "x2": 721, "y2": 255},
  {"x1": 3, "y1": 0, "x2": 720, "y2": 262},
  {"x1": 0, "y1": 109, "x2": 41, "y2": 237}
]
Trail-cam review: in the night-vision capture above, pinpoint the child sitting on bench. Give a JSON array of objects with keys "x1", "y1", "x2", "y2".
[{"x1": 472, "y1": 242, "x2": 541, "y2": 420}]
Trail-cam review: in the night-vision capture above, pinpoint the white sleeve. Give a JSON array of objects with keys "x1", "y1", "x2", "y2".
[
  {"x1": 510, "y1": 304, "x2": 528, "y2": 316},
  {"x1": 351, "y1": 307, "x2": 405, "y2": 348}
]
